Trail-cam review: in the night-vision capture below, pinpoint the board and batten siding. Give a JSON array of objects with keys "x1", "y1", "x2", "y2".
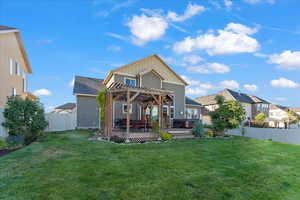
[
  {"x1": 162, "y1": 82, "x2": 185, "y2": 119},
  {"x1": 141, "y1": 71, "x2": 161, "y2": 89},
  {"x1": 115, "y1": 55, "x2": 184, "y2": 84},
  {"x1": 113, "y1": 74, "x2": 140, "y2": 121},
  {"x1": 76, "y1": 96, "x2": 99, "y2": 128}
]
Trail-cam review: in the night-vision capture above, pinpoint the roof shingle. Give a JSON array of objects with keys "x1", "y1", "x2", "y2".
[{"x1": 73, "y1": 76, "x2": 104, "y2": 96}]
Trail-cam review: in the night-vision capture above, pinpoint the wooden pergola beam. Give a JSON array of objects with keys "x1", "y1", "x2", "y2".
[{"x1": 130, "y1": 92, "x2": 140, "y2": 102}]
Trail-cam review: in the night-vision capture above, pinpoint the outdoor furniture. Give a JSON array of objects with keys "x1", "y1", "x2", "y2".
[{"x1": 173, "y1": 119, "x2": 198, "y2": 129}]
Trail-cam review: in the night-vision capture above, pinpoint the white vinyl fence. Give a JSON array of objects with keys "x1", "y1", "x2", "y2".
[
  {"x1": 45, "y1": 112, "x2": 76, "y2": 132},
  {"x1": 0, "y1": 108, "x2": 7, "y2": 138},
  {"x1": 227, "y1": 127, "x2": 300, "y2": 145}
]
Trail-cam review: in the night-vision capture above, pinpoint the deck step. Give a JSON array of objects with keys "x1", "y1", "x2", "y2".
[{"x1": 167, "y1": 130, "x2": 192, "y2": 134}]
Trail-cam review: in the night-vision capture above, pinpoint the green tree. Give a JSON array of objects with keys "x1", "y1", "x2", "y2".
[
  {"x1": 96, "y1": 89, "x2": 106, "y2": 132},
  {"x1": 2, "y1": 96, "x2": 48, "y2": 145},
  {"x1": 287, "y1": 110, "x2": 300, "y2": 124},
  {"x1": 255, "y1": 112, "x2": 266, "y2": 121},
  {"x1": 209, "y1": 95, "x2": 245, "y2": 134}
]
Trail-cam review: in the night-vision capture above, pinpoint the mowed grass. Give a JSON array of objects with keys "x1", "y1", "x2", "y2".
[{"x1": 1, "y1": 131, "x2": 300, "y2": 200}]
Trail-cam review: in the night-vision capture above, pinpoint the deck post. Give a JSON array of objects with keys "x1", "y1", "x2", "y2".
[
  {"x1": 126, "y1": 89, "x2": 130, "y2": 142},
  {"x1": 158, "y1": 95, "x2": 162, "y2": 128}
]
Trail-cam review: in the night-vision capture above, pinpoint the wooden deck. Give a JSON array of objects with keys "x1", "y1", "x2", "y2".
[{"x1": 111, "y1": 128, "x2": 194, "y2": 142}]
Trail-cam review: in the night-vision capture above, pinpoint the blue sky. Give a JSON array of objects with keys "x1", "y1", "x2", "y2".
[{"x1": 1, "y1": 0, "x2": 300, "y2": 111}]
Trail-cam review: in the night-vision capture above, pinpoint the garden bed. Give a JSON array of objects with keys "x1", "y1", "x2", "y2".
[{"x1": 0, "y1": 148, "x2": 19, "y2": 157}]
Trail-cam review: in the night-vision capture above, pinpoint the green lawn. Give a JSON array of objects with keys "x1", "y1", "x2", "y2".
[{"x1": 1, "y1": 131, "x2": 300, "y2": 200}]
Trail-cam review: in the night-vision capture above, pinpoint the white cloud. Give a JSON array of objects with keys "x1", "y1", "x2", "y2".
[
  {"x1": 107, "y1": 45, "x2": 122, "y2": 52},
  {"x1": 167, "y1": 3, "x2": 205, "y2": 22},
  {"x1": 173, "y1": 23, "x2": 260, "y2": 55},
  {"x1": 220, "y1": 80, "x2": 240, "y2": 89},
  {"x1": 224, "y1": 0, "x2": 233, "y2": 8},
  {"x1": 127, "y1": 3, "x2": 205, "y2": 46},
  {"x1": 244, "y1": 0, "x2": 275, "y2": 4},
  {"x1": 274, "y1": 97, "x2": 286, "y2": 102},
  {"x1": 188, "y1": 62, "x2": 231, "y2": 74},
  {"x1": 270, "y1": 78, "x2": 299, "y2": 88},
  {"x1": 225, "y1": 23, "x2": 258, "y2": 35},
  {"x1": 33, "y1": 89, "x2": 52, "y2": 96},
  {"x1": 127, "y1": 14, "x2": 168, "y2": 46},
  {"x1": 183, "y1": 55, "x2": 203, "y2": 65},
  {"x1": 181, "y1": 75, "x2": 201, "y2": 86},
  {"x1": 69, "y1": 78, "x2": 75, "y2": 88},
  {"x1": 106, "y1": 32, "x2": 128, "y2": 41},
  {"x1": 244, "y1": 84, "x2": 258, "y2": 91},
  {"x1": 254, "y1": 52, "x2": 268, "y2": 58},
  {"x1": 186, "y1": 87, "x2": 208, "y2": 96},
  {"x1": 269, "y1": 50, "x2": 300, "y2": 70}
]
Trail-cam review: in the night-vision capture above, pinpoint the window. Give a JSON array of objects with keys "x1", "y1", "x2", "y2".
[
  {"x1": 122, "y1": 104, "x2": 132, "y2": 114},
  {"x1": 185, "y1": 108, "x2": 199, "y2": 119},
  {"x1": 23, "y1": 73, "x2": 27, "y2": 92},
  {"x1": 9, "y1": 58, "x2": 13, "y2": 75},
  {"x1": 124, "y1": 78, "x2": 136, "y2": 87},
  {"x1": 17, "y1": 63, "x2": 21, "y2": 76},
  {"x1": 12, "y1": 88, "x2": 16, "y2": 96},
  {"x1": 14, "y1": 61, "x2": 18, "y2": 75},
  {"x1": 170, "y1": 107, "x2": 174, "y2": 119}
]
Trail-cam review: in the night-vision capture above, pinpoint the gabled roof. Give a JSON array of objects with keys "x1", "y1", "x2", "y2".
[
  {"x1": 195, "y1": 89, "x2": 270, "y2": 106},
  {"x1": 103, "y1": 54, "x2": 188, "y2": 86},
  {"x1": 55, "y1": 103, "x2": 76, "y2": 110},
  {"x1": 73, "y1": 76, "x2": 104, "y2": 96},
  {"x1": 224, "y1": 89, "x2": 254, "y2": 104},
  {"x1": 249, "y1": 95, "x2": 270, "y2": 104},
  {"x1": 0, "y1": 25, "x2": 18, "y2": 32},
  {"x1": 0, "y1": 25, "x2": 32, "y2": 73},
  {"x1": 185, "y1": 97, "x2": 202, "y2": 106}
]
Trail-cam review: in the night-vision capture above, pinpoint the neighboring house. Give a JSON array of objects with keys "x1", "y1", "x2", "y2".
[
  {"x1": 0, "y1": 25, "x2": 34, "y2": 137},
  {"x1": 73, "y1": 54, "x2": 202, "y2": 129},
  {"x1": 291, "y1": 108, "x2": 300, "y2": 116},
  {"x1": 195, "y1": 89, "x2": 270, "y2": 125},
  {"x1": 51, "y1": 103, "x2": 76, "y2": 114},
  {"x1": 268, "y1": 105, "x2": 300, "y2": 129}
]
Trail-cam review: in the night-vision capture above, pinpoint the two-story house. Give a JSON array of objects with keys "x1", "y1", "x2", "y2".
[
  {"x1": 195, "y1": 89, "x2": 270, "y2": 125},
  {"x1": 73, "y1": 54, "x2": 202, "y2": 129},
  {"x1": 0, "y1": 25, "x2": 34, "y2": 137}
]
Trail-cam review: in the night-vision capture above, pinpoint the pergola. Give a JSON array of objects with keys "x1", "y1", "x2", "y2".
[{"x1": 104, "y1": 82, "x2": 174, "y2": 139}]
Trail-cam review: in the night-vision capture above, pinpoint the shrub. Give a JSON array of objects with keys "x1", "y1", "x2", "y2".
[
  {"x1": 255, "y1": 113, "x2": 266, "y2": 121},
  {"x1": 110, "y1": 135, "x2": 125, "y2": 143},
  {"x1": 2, "y1": 96, "x2": 48, "y2": 145},
  {"x1": 0, "y1": 139, "x2": 7, "y2": 150},
  {"x1": 5, "y1": 136, "x2": 24, "y2": 149},
  {"x1": 192, "y1": 120, "x2": 204, "y2": 137},
  {"x1": 209, "y1": 95, "x2": 245, "y2": 134},
  {"x1": 205, "y1": 130, "x2": 215, "y2": 137},
  {"x1": 159, "y1": 132, "x2": 172, "y2": 141}
]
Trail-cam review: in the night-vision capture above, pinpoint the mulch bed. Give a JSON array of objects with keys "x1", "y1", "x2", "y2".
[{"x1": 0, "y1": 148, "x2": 19, "y2": 157}]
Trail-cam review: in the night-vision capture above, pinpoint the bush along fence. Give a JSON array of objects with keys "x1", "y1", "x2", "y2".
[{"x1": 226, "y1": 127, "x2": 300, "y2": 145}]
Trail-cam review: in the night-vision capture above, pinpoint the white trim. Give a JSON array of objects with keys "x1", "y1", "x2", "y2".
[
  {"x1": 115, "y1": 72, "x2": 136, "y2": 78},
  {"x1": 75, "y1": 93, "x2": 97, "y2": 97},
  {"x1": 162, "y1": 80, "x2": 185, "y2": 86},
  {"x1": 0, "y1": 29, "x2": 19, "y2": 34}
]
